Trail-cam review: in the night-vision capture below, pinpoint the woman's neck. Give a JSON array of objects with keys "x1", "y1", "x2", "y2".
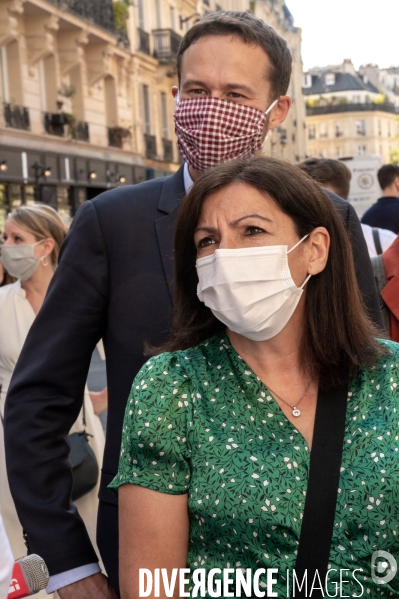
[
  {"x1": 21, "y1": 265, "x2": 54, "y2": 313},
  {"x1": 227, "y1": 308, "x2": 307, "y2": 388}
]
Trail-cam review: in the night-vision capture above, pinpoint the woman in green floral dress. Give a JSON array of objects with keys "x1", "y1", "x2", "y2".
[{"x1": 110, "y1": 157, "x2": 399, "y2": 598}]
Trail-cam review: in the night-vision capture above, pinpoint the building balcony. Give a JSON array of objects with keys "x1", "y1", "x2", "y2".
[
  {"x1": 163, "y1": 138, "x2": 174, "y2": 162},
  {"x1": 4, "y1": 103, "x2": 30, "y2": 130},
  {"x1": 306, "y1": 103, "x2": 399, "y2": 116},
  {"x1": 72, "y1": 120, "x2": 90, "y2": 142},
  {"x1": 138, "y1": 28, "x2": 150, "y2": 55},
  {"x1": 153, "y1": 29, "x2": 182, "y2": 63},
  {"x1": 335, "y1": 130, "x2": 344, "y2": 137},
  {"x1": 46, "y1": 0, "x2": 116, "y2": 36},
  {"x1": 144, "y1": 133, "x2": 157, "y2": 159},
  {"x1": 108, "y1": 126, "x2": 131, "y2": 149},
  {"x1": 44, "y1": 112, "x2": 66, "y2": 136}
]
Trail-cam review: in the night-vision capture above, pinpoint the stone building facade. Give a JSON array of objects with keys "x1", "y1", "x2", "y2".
[
  {"x1": 0, "y1": 0, "x2": 305, "y2": 227},
  {"x1": 304, "y1": 59, "x2": 399, "y2": 163}
]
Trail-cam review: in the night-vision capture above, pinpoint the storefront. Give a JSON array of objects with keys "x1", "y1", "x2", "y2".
[{"x1": 0, "y1": 145, "x2": 172, "y2": 231}]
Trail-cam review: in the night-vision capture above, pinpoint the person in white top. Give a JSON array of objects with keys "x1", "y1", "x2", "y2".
[
  {"x1": 0, "y1": 205, "x2": 105, "y2": 598},
  {"x1": 360, "y1": 223, "x2": 397, "y2": 258},
  {"x1": 0, "y1": 513, "x2": 13, "y2": 599},
  {"x1": 297, "y1": 157, "x2": 396, "y2": 258}
]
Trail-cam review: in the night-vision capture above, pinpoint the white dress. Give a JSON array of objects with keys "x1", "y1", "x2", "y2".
[{"x1": 0, "y1": 281, "x2": 105, "y2": 597}]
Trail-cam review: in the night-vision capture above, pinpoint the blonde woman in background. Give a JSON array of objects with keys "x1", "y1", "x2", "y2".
[{"x1": 0, "y1": 205, "x2": 105, "y2": 598}]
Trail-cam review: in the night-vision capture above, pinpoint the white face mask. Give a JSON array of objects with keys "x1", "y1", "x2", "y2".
[
  {"x1": 1, "y1": 240, "x2": 45, "y2": 281},
  {"x1": 196, "y1": 235, "x2": 311, "y2": 341}
]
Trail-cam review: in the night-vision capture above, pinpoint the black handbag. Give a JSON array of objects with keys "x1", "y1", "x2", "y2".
[{"x1": 69, "y1": 401, "x2": 99, "y2": 502}]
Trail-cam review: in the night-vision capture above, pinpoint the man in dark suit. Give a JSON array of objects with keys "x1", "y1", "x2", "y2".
[
  {"x1": 361, "y1": 164, "x2": 399, "y2": 234},
  {"x1": 4, "y1": 11, "x2": 382, "y2": 599}
]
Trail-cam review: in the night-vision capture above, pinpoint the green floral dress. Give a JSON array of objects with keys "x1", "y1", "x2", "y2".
[{"x1": 110, "y1": 335, "x2": 399, "y2": 597}]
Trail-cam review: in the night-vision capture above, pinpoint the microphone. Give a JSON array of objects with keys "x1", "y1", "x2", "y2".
[{"x1": 8, "y1": 555, "x2": 49, "y2": 598}]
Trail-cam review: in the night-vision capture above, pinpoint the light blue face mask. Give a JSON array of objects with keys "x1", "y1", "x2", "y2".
[{"x1": 1, "y1": 240, "x2": 46, "y2": 281}]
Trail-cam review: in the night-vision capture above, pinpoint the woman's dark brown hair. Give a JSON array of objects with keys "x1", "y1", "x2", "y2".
[{"x1": 152, "y1": 156, "x2": 385, "y2": 389}]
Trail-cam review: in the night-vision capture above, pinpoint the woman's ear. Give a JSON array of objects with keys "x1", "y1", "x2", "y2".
[
  {"x1": 307, "y1": 227, "x2": 330, "y2": 276},
  {"x1": 37, "y1": 238, "x2": 55, "y2": 262}
]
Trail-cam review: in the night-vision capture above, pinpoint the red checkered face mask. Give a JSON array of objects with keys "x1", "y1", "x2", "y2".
[{"x1": 174, "y1": 96, "x2": 278, "y2": 172}]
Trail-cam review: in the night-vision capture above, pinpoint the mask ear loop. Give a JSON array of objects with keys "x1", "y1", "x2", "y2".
[
  {"x1": 287, "y1": 235, "x2": 312, "y2": 289},
  {"x1": 287, "y1": 234, "x2": 309, "y2": 254}
]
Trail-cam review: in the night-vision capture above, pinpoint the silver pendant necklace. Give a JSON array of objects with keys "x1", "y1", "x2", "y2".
[{"x1": 265, "y1": 377, "x2": 314, "y2": 417}]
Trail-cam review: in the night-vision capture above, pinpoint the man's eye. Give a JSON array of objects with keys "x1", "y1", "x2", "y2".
[{"x1": 229, "y1": 92, "x2": 244, "y2": 99}]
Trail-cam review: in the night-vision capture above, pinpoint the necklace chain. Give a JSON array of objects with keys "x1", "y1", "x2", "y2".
[{"x1": 265, "y1": 377, "x2": 314, "y2": 417}]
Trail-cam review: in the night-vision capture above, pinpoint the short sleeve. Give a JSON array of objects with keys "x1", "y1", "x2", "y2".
[{"x1": 109, "y1": 351, "x2": 191, "y2": 495}]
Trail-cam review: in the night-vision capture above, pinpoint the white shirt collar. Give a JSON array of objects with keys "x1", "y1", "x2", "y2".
[{"x1": 183, "y1": 162, "x2": 194, "y2": 194}]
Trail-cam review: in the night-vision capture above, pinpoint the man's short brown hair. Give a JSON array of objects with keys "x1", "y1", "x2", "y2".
[
  {"x1": 298, "y1": 158, "x2": 352, "y2": 200},
  {"x1": 377, "y1": 164, "x2": 399, "y2": 191},
  {"x1": 176, "y1": 11, "x2": 292, "y2": 101}
]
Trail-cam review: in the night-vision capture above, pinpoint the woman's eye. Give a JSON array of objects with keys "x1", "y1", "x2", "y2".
[
  {"x1": 197, "y1": 237, "x2": 215, "y2": 248},
  {"x1": 246, "y1": 226, "x2": 265, "y2": 236}
]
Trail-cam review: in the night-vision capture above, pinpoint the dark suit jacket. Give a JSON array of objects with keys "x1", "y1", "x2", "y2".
[
  {"x1": 4, "y1": 165, "x2": 382, "y2": 582},
  {"x1": 361, "y1": 196, "x2": 399, "y2": 235}
]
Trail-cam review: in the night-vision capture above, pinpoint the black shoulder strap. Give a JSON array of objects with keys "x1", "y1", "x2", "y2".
[
  {"x1": 294, "y1": 375, "x2": 349, "y2": 597},
  {"x1": 372, "y1": 228, "x2": 383, "y2": 255}
]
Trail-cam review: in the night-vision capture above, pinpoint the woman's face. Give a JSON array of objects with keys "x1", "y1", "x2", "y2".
[
  {"x1": 194, "y1": 182, "x2": 327, "y2": 288},
  {"x1": 4, "y1": 219, "x2": 39, "y2": 248},
  {"x1": 3, "y1": 219, "x2": 53, "y2": 262}
]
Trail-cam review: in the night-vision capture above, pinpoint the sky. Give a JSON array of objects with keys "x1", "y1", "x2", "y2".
[{"x1": 286, "y1": 0, "x2": 398, "y2": 72}]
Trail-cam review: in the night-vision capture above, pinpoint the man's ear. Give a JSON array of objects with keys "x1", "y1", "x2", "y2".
[
  {"x1": 171, "y1": 86, "x2": 179, "y2": 99},
  {"x1": 267, "y1": 96, "x2": 292, "y2": 131}
]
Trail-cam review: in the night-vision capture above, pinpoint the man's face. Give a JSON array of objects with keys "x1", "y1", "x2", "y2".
[
  {"x1": 172, "y1": 35, "x2": 291, "y2": 180},
  {"x1": 173, "y1": 34, "x2": 291, "y2": 131}
]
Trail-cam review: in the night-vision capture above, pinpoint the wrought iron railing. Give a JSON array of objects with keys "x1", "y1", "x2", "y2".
[
  {"x1": 163, "y1": 138, "x2": 174, "y2": 162},
  {"x1": 73, "y1": 121, "x2": 90, "y2": 142},
  {"x1": 108, "y1": 126, "x2": 131, "y2": 148},
  {"x1": 138, "y1": 28, "x2": 150, "y2": 55},
  {"x1": 46, "y1": 0, "x2": 116, "y2": 35},
  {"x1": 44, "y1": 112, "x2": 66, "y2": 136},
  {"x1": 144, "y1": 133, "x2": 157, "y2": 159},
  {"x1": 4, "y1": 103, "x2": 30, "y2": 130},
  {"x1": 153, "y1": 29, "x2": 182, "y2": 62}
]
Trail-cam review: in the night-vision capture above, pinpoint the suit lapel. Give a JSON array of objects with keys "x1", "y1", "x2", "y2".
[{"x1": 155, "y1": 165, "x2": 186, "y2": 302}]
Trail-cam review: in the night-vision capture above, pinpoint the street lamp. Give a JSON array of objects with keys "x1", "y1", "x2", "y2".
[
  {"x1": 31, "y1": 162, "x2": 51, "y2": 203},
  {"x1": 0, "y1": 161, "x2": 7, "y2": 172}
]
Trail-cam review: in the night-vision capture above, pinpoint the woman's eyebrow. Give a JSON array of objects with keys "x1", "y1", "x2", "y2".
[
  {"x1": 230, "y1": 214, "x2": 273, "y2": 226},
  {"x1": 194, "y1": 226, "x2": 219, "y2": 235}
]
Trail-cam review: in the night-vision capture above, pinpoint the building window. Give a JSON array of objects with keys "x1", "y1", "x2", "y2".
[
  {"x1": 336, "y1": 147, "x2": 341, "y2": 157},
  {"x1": 325, "y1": 73, "x2": 335, "y2": 86},
  {"x1": 378, "y1": 120, "x2": 382, "y2": 136},
  {"x1": 335, "y1": 122, "x2": 343, "y2": 137},
  {"x1": 308, "y1": 124, "x2": 316, "y2": 140},
  {"x1": 137, "y1": 0, "x2": 145, "y2": 29},
  {"x1": 169, "y1": 6, "x2": 177, "y2": 30},
  {"x1": 388, "y1": 122, "x2": 391, "y2": 137},
  {"x1": 160, "y1": 92, "x2": 169, "y2": 139},
  {"x1": 142, "y1": 85, "x2": 151, "y2": 134},
  {"x1": 356, "y1": 119, "x2": 366, "y2": 136},
  {"x1": 353, "y1": 95, "x2": 361, "y2": 104},
  {"x1": 319, "y1": 123, "x2": 328, "y2": 138},
  {"x1": 358, "y1": 145, "x2": 367, "y2": 155},
  {"x1": 155, "y1": 0, "x2": 162, "y2": 28}
]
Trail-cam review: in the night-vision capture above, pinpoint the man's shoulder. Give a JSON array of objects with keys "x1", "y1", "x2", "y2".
[
  {"x1": 89, "y1": 168, "x2": 184, "y2": 218},
  {"x1": 92, "y1": 177, "x2": 167, "y2": 211}
]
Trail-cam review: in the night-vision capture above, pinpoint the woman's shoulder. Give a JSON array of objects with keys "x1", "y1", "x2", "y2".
[
  {"x1": 137, "y1": 335, "x2": 224, "y2": 382},
  {"x1": 359, "y1": 338, "x2": 399, "y2": 384},
  {"x1": 0, "y1": 281, "x2": 22, "y2": 303}
]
